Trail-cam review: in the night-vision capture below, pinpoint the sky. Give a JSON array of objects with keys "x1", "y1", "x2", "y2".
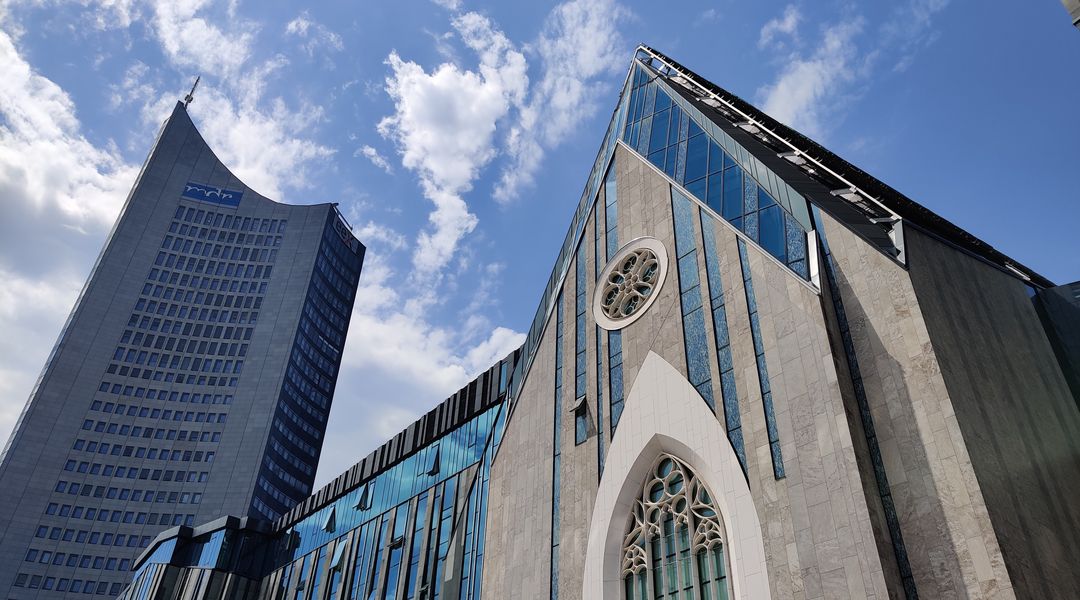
[{"x1": 0, "y1": 0, "x2": 1078, "y2": 489}]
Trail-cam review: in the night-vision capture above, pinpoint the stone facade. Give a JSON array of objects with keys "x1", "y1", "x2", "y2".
[{"x1": 109, "y1": 47, "x2": 1080, "y2": 600}]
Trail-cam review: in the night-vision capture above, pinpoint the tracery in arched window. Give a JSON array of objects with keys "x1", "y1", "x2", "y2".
[{"x1": 622, "y1": 454, "x2": 730, "y2": 600}]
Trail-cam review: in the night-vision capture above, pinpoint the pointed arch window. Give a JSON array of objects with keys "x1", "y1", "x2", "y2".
[{"x1": 622, "y1": 454, "x2": 730, "y2": 600}]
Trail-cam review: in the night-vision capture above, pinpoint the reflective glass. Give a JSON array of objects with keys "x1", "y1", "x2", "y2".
[
  {"x1": 649, "y1": 109, "x2": 670, "y2": 155},
  {"x1": 654, "y1": 88, "x2": 671, "y2": 113},
  {"x1": 708, "y1": 141, "x2": 724, "y2": 175},
  {"x1": 684, "y1": 135, "x2": 708, "y2": 184},
  {"x1": 759, "y1": 205, "x2": 785, "y2": 262},
  {"x1": 721, "y1": 166, "x2": 742, "y2": 221},
  {"x1": 705, "y1": 173, "x2": 723, "y2": 215}
]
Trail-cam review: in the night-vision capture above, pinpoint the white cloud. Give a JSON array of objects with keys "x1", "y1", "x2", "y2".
[
  {"x1": 0, "y1": 29, "x2": 136, "y2": 237},
  {"x1": 757, "y1": 18, "x2": 863, "y2": 139},
  {"x1": 149, "y1": 0, "x2": 256, "y2": 78},
  {"x1": 338, "y1": 252, "x2": 523, "y2": 404},
  {"x1": 0, "y1": 29, "x2": 140, "y2": 445},
  {"x1": 186, "y1": 82, "x2": 334, "y2": 201},
  {"x1": 494, "y1": 0, "x2": 627, "y2": 203},
  {"x1": 431, "y1": 0, "x2": 461, "y2": 10},
  {"x1": 356, "y1": 220, "x2": 406, "y2": 251},
  {"x1": 285, "y1": 10, "x2": 344, "y2": 57},
  {"x1": 356, "y1": 144, "x2": 393, "y2": 173},
  {"x1": 756, "y1": 0, "x2": 953, "y2": 139},
  {"x1": 882, "y1": 0, "x2": 951, "y2": 72},
  {"x1": 758, "y1": 4, "x2": 800, "y2": 49},
  {"x1": 378, "y1": 12, "x2": 527, "y2": 276}
]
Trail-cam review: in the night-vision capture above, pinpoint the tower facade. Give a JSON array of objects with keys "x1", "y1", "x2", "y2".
[
  {"x1": 0, "y1": 102, "x2": 364, "y2": 597},
  {"x1": 121, "y1": 47, "x2": 1079, "y2": 600}
]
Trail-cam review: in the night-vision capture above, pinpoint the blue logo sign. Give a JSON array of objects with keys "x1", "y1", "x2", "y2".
[{"x1": 181, "y1": 182, "x2": 244, "y2": 207}]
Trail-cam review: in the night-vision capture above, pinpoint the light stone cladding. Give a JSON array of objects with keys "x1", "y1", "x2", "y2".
[{"x1": 108, "y1": 51, "x2": 1080, "y2": 600}]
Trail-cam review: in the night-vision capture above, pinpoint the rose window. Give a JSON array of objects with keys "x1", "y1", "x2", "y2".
[{"x1": 594, "y1": 237, "x2": 668, "y2": 330}]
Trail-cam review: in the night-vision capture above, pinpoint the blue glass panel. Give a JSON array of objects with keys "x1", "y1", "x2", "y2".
[
  {"x1": 695, "y1": 381, "x2": 715, "y2": 411},
  {"x1": 678, "y1": 112, "x2": 689, "y2": 142},
  {"x1": 756, "y1": 355, "x2": 771, "y2": 394},
  {"x1": 654, "y1": 87, "x2": 671, "y2": 113},
  {"x1": 681, "y1": 287, "x2": 702, "y2": 315},
  {"x1": 683, "y1": 308, "x2": 710, "y2": 386},
  {"x1": 721, "y1": 371, "x2": 739, "y2": 425},
  {"x1": 671, "y1": 190, "x2": 696, "y2": 258},
  {"x1": 688, "y1": 117, "x2": 703, "y2": 139},
  {"x1": 664, "y1": 146, "x2": 678, "y2": 179},
  {"x1": 785, "y1": 214, "x2": 806, "y2": 261},
  {"x1": 723, "y1": 150, "x2": 736, "y2": 171},
  {"x1": 648, "y1": 150, "x2": 666, "y2": 171},
  {"x1": 700, "y1": 218, "x2": 724, "y2": 302},
  {"x1": 749, "y1": 312, "x2": 762, "y2": 344},
  {"x1": 789, "y1": 259, "x2": 808, "y2": 280},
  {"x1": 643, "y1": 83, "x2": 656, "y2": 117},
  {"x1": 712, "y1": 306, "x2": 729, "y2": 347},
  {"x1": 675, "y1": 140, "x2": 687, "y2": 183},
  {"x1": 677, "y1": 254, "x2": 700, "y2": 291},
  {"x1": 758, "y1": 187, "x2": 776, "y2": 210},
  {"x1": 575, "y1": 412, "x2": 587, "y2": 445},
  {"x1": 743, "y1": 178, "x2": 758, "y2": 214},
  {"x1": 610, "y1": 398, "x2": 623, "y2": 432},
  {"x1": 685, "y1": 178, "x2": 707, "y2": 205},
  {"x1": 708, "y1": 141, "x2": 724, "y2": 175},
  {"x1": 722, "y1": 166, "x2": 743, "y2": 221},
  {"x1": 636, "y1": 116, "x2": 652, "y2": 155},
  {"x1": 717, "y1": 339, "x2": 733, "y2": 372},
  {"x1": 743, "y1": 211, "x2": 758, "y2": 241},
  {"x1": 705, "y1": 173, "x2": 722, "y2": 214},
  {"x1": 738, "y1": 241, "x2": 752, "y2": 279},
  {"x1": 762, "y1": 392, "x2": 779, "y2": 441},
  {"x1": 684, "y1": 135, "x2": 708, "y2": 184},
  {"x1": 668, "y1": 106, "x2": 682, "y2": 147},
  {"x1": 648, "y1": 109, "x2": 670, "y2": 154},
  {"x1": 760, "y1": 205, "x2": 786, "y2": 262},
  {"x1": 771, "y1": 443, "x2": 785, "y2": 478},
  {"x1": 729, "y1": 427, "x2": 746, "y2": 467}
]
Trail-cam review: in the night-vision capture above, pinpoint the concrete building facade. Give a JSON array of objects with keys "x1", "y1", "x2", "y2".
[
  {"x1": 117, "y1": 47, "x2": 1080, "y2": 600},
  {"x1": 0, "y1": 102, "x2": 364, "y2": 598}
]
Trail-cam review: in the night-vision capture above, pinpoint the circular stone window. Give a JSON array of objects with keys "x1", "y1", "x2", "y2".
[{"x1": 594, "y1": 237, "x2": 669, "y2": 330}]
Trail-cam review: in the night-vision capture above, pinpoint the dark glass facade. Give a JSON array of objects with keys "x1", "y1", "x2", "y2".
[
  {"x1": 119, "y1": 355, "x2": 516, "y2": 600},
  {"x1": 0, "y1": 102, "x2": 363, "y2": 598}
]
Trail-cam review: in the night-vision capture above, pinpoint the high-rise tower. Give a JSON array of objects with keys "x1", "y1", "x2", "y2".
[{"x1": 0, "y1": 101, "x2": 364, "y2": 597}]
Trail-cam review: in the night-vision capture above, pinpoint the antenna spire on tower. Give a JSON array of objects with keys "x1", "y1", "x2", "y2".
[{"x1": 183, "y1": 76, "x2": 201, "y2": 107}]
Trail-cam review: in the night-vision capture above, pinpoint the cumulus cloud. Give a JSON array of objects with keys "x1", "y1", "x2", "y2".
[
  {"x1": 192, "y1": 87, "x2": 334, "y2": 200},
  {"x1": 0, "y1": 29, "x2": 140, "y2": 444},
  {"x1": 378, "y1": 12, "x2": 527, "y2": 276},
  {"x1": 494, "y1": 0, "x2": 628, "y2": 202},
  {"x1": 0, "y1": 1, "x2": 338, "y2": 447},
  {"x1": 356, "y1": 221, "x2": 406, "y2": 251},
  {"x1": 758, "y1": 5, "x2": 800, "y2": 49},
  {"x1": 150, "y1": 0, "x2": 256, "y2": 78},
  {"x1": 356, "y1": 145, "x2": 393, "y2": 173},
  {"x1": 757, "y1": 18, "x2": 864, "y2": 139}
]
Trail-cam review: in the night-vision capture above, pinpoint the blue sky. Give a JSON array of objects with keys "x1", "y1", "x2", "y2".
[{"x1": 0, "y1": 0, "x2": 1077, "y2": 487}]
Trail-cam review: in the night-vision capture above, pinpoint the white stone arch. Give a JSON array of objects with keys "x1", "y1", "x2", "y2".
[{"x1": 582, "y1": 351, "x2": 770, "y2": 600}]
